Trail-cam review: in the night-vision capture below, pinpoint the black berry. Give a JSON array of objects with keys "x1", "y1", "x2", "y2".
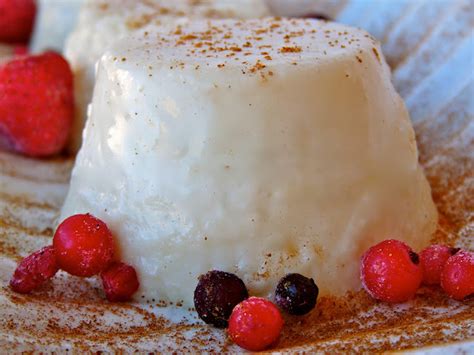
[
  {"x1": 275, "y1": 273, "x2": 318, "y2": 315},
  {"x1": 194, "y1": 270, "x2": 248, "y2": 328},
  {"x1": 301, "y1": 13, "x2": 331, "y2": 21}
]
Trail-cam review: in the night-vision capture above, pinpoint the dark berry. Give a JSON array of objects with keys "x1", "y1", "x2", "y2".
[
  {"x1": 10, "y1": 246, "x2": 58, "y2": 294},
  {"x1": 228, "y1": 297, "x2": 283, "y2": 351},
  {"x1": 441, "y1": 250, "x2": 474, "y2": 301},
  {"x1": 275, "y1": 273, "x2": 318, "y2": 315},
  {"x1": 360, "y1": 239, "x2": 422, "y2": 303},
  {"x1": 53, "y1": 214, "x2": 115, "y2": 277},
  {"x1": 101, "y1": 262, "x2": 140, "y2": 302},
  {"x1": 301, "y1": 13, "x2": 331, "y2": 21},
  {"x1": 194, "y1": 270, "x2": 248, "y2": 328},
  {"x1": 420, "y1": 245, "x2": 459, "y2": 285}
]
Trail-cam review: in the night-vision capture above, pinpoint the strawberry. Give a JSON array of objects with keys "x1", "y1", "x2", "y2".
[
  {"x1": 13, "y1": 45, "x2": 29, "y2": 56},
  {"x1": 0, "y1": 0, "x2": 37, "y2": 44},
  {"x1": 0, "y1": 51, "x2": 74, "y2": 157}
]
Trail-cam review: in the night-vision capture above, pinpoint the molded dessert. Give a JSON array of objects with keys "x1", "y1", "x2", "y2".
[{"x1": 60, "y1": 18, "x2": 438, "y2": 307}]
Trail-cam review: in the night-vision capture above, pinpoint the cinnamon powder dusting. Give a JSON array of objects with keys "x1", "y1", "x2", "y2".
[
  {"x1": 372, "y1": 47, "x2": 381, "y2": 63},
  {"x1": 279, "y1": 46, "x2": 302, "y2": 53},
  {"x1": 126, "y1": 17, "x2": 379, "y2": 80}
]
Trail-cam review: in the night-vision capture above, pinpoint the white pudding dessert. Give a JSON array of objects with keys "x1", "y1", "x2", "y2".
[
  {"x1": 64, "y1": 0, "x2": 271, "y2": 152},
  {"x1": 30, "y1": 0, "x2": 84, "y2": 53},
  {"x1": 60, "y1": 18, "x2": 438, "y2": 307}
]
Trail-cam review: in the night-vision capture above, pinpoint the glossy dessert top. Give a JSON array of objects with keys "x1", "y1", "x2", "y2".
[{"x1": 113, "y1": 17, "x2": 378, "y2": 74}]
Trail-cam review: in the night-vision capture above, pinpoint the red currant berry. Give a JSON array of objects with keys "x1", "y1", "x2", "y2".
[
  {"x1": 441, "y1": 250, "x2": 474, "y2": 301},
  {"x1": 10, "y1": 246, "x2": 58, "y2": 294},
  {"x1": 101, "y1": 262, "x2": 139, "y2": 302},
  {"x1": 360, "y1": 239, "x2": 422, "y2": 303},
  {"x1": 53, "y1": 214, "x2": 115, "y2": 277},
  {"x1": 228, "y1": 297, "x2": 283, "y2": 351},
  {"x1": 420, "y1": 245, "x2": 460, "y2": 285}
]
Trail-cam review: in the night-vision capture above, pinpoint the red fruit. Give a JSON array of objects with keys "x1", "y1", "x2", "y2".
[
  {"x1": 360, "y1": 239, "x2": 422, "y2": 303},
  {"x1": 441, "y1": 250, "x2": 474, "y2": 301},
  {"x1": 0, "y1": 0, "x2": 36, "y2": 44},
  {"x1": 10, "y1": 246, "x2": 58, "y2": 294},
  {"x1": 53, "y1": 214, "x2": 115, "y2": 277},
  {"x1": 420, "y1": 245, "x2": 459, "y2": 285},
  {"x1": 228, "y1": 297, "x2": 283, "y2": 351},
  {"x1": 0, "y1": 51, "x2": 74, "y2": 157},
  {"x1": 101, "y1": 262, "x2": 139, "y2": 302},
  {"x1": 13, "y1": 45, "x2": 28, "y2": 56}
]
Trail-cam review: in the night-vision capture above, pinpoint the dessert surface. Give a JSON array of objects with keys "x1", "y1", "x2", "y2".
[
  {"x1": 65, "y1": 0, "x2": 270, "y2": 152},
  {"x1": 61, "y1": 17, "x2": 436, "y2": 307}
]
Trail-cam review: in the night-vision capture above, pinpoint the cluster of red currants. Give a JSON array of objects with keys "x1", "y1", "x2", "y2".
[
  {"x1": 10, "y1": 214, "x2": 139, "y2": 302},
  {"x1": 361, "y1": 239, "x2": 473, "y2": 303}
]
